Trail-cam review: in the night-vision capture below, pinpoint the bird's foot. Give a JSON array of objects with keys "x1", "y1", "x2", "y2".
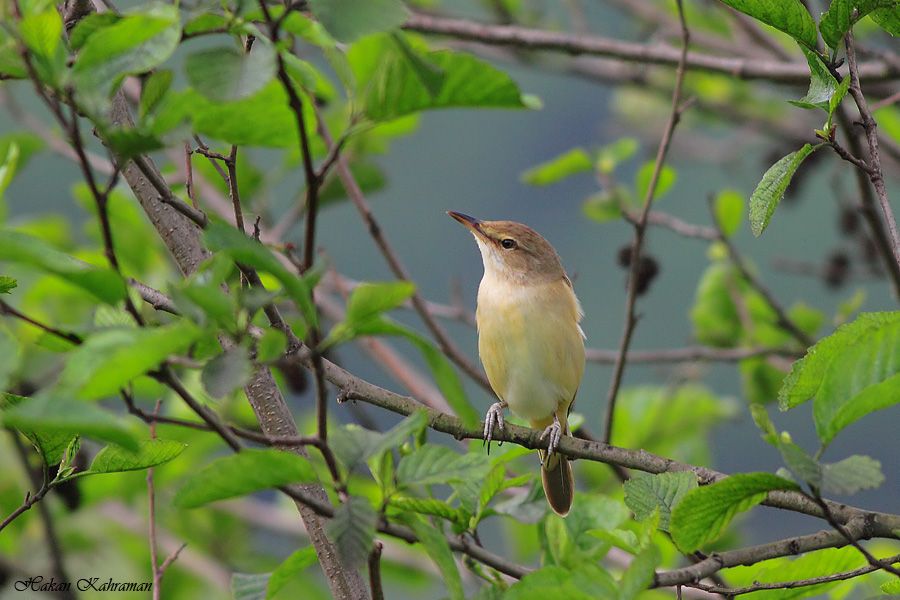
[
  {"x1": 539, "y1": 414, "x2": 563, "y2": 463},
  {"x1": 483, "y1": 401, "x2": 507, "y2": 454}
]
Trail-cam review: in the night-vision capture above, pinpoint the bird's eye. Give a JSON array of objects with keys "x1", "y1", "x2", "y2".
[{"x1": 500, "y1": 238, "x2": 517, "y2": 250}]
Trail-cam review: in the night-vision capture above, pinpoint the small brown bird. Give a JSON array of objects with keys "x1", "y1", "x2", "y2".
[{"x1": 448, "y1": 211, "x2": 585, "y2": 516}]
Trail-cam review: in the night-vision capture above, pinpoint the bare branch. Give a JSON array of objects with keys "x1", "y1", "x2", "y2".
[{"x1": 602, "y1": 0, "x2": 692, "y2": 444}]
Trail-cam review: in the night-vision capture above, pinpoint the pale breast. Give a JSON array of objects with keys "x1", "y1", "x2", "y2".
[{"x1": 476, "y1": 276, "x2": 585, "y2": 422}]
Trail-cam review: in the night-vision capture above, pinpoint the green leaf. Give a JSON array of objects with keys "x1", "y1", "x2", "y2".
[
  {"x1": 870, "y1": 4, "x2": 900, "y2": 36},
  {"x1": 72, "y1": 5, "x2": 181, "y2": 113},
  {"x1": 0, "y1": 276, "x2": 16, "y2": 294},
  {"x1": 690, "y1": 262, "x2": 743, "y2": 347},
  {"x1": 0, "y1": 142, "x2": 20, "y2": 219},
  {"x1": 266, "y1": 547, "x2": 317, "y2": 599},
  {"x1": 69, "y1": 12, "x2": 120, "y2": 51},
  {"x1": 504, "y1": 565, "x2": 616, "y2": 600},
  {"x1": 367, "y1": 410, "x2": 430, "y2": 460},
  {"x1": 326, "y1": 496, "x2": 377, "y2": 567},
  {"x1": 670, "y1": 473, "x2": 798, "y2": 552},
  {"x1": 139, "y1": 69, "x2": 173, "y2": 119},
  {"x1": 391, "y1": 496, "x2": 460, "y2": 521},
  {"x1": 623, "y1": 471, "x2": 698, "y2": 531},
  {"x1": 521, "y1": 148, "x2": 593, "y2": 186},
  {"x1": 713, "y1": 0, "x2": 818, "y2": 49},
  {"x1": 231, "y1": 572, "x2": 268, "y2": 600},
  {"x1": 309, "y1": 0, "x2": 408, "y2": 43},
  {"x1": 0, "y1": 393, "x2": 75, "y2": 465},
  {"x1": 0, "y1": 229, "x2": 127, "y2": 303},
  {"x1": 88, "y1": 439, "x2": 186, "y2": 474},
  {"x1": 18, "y1": 10, "x2": 65, "y2": 84},
  {"x1": 397, "y1": 444, "x2": 489, "y2": 487},
  {"x1": 323, "y1": 281, "x2": 415, "y2": 346},
  {"x1": 186, "y1": 42, "x2": 276, "y2": 102},
  {"x1": 749, "y1": 143, "x2": 821, "y2": 237},
  {"x1": 204, "y1": 221, "x2": 317, "y2": 327},
  {"x1": 256, "y1": 328, "x2": 287, "y2": 363},
  {"x1": 724, "y1": 547, "x2": 865, "y2": 599},
  {"x1": 2, "y1": 394, "x2": 137, "y2": 451},
  {"x1": 883, "y1": 578, "x2": 900, "y2": 595},
  {"x1": 596, "y1": 137, "x2": 639, "y2": 174},
  {"x1": 778, "y1": 312, "x2": 900, "y2": 444},
  {"x1": 635, "y1": 162, "x2": 676, "y2": 202},
  {"x1": 821, "y1": 454, "x2": 884, "y2": 495},
  {"x1": 349, "y1": 36, "x2": 530, "y2": 122},
  {"x1": 60, "y1": 322, "x2": 200, "y2": 399},
  {"x1": 174, "y1": 448, "x2": 318, "y2": 508},
  {"x1": 714, "y1": 189, "x2": 744, "y2": 237},
  {"x1": 582, "y1": 189, "x2": 626, "y2": 223},
  {"x1": 618, "y1": 546, "x2": 660, "y2": 600},
  {"x1": 819, "y1": 0, "x2": 898, "y2": 49},
  {"x1": 202, "y1": 347, "x2": 254, "y2": 398},
  {"x1": 408, "y1": 516, "x2": 464, "y2": 600},
  {"x1": 788, "y1": 48, "x2": 838, "y2": 112}
]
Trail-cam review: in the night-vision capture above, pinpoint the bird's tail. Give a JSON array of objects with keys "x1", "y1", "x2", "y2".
[{"x1": 535, "y1": 412, "x2": 574, "y2": 516}]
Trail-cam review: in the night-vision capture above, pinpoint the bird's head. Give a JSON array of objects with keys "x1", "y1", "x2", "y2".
[{"x1": 447, "y1": 211, "x2": 565, "y2": 283}]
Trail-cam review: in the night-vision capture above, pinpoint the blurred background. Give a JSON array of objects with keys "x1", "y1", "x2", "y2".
[{"x1": 1, "y1": 0, "x2": 898, "y2": 597}]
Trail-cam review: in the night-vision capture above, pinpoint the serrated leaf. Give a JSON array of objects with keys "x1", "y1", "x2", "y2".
[
  {"x1": 635, "y1": 162, "x2": 676, "y2": 203},
  {"x1": 69, "y1": 12, "x2": 120, "y2": 51},
  {"x1": 778, "y1": 312, "x2": 900, "y2": 445},
  {"x1": 504, "y1": 565, "x2": 616, "y2": 600},
  {"x1": 778, "y1": 439, "x2": 822, "y2": 485},
  {"x1": 202, "y1": 347, "x2": 253, "y2": 398},
  {"x1": 670, "y1": 473, "x2": 798, "y2": 552},
  {"x1": 397, "y1": 444, "x2": 489, "y2": 487},
  {"x1": 408, "y1": 515, "x2": 464, "y2": 600},
  {"x1": 59, "y1": 322, "x2": 200, "y2": 399},
  {"x1": 186, "y1": 42, "x2": 276, "y2": 102},
  {"x1": 821, "y1": 454, "x2": 884, "y2": 495},
  {"x1": 174, "y1": 449, "x2": 318, "y2": 508},
  {"x1": 367, "y1": 410, "x2": 429, "y2": 460},
  {"x1": 0, "y1": 229, "x2": 127, "y2": 303},
  {"x1": 231, "y1": 572, "x2": 268, "y2": 600},
  {"x1": 714, "y1": 0, "x2": 818, "y2": 49},
  {"x1": 204, "y1": 221, "x2": 317, "y2": 327},
  {"x1": 819, "y1": 0, "x2": 898, "y2": 49},
  {"x1": 2, "y1": 394, "x2": 137, "y2": 451},
  {"x1": 521, "y1": 148, "x2": 593, "y2": 186},
  {"x1": 788, "y1": 48, "x2": 838, "y2": 112},
  {"x1": 327, "y1": 496, "x2": 377, "y2": 567},
  {"x1": 391, "y1": 496, "x2": 461, "y2": 521},
  {"x1": 0, "y1": 393, "x2": 76, "y2": 464},
  {"x1": 266, "y1": 547, "x2": 317, "y2": 599},
  {"x1": 88, "y1": 439, "x2": 186, "y2": 473},
  {"x1": 309, "y1": 0, "x2": 408, "y2": 43},
  {"x1": 624, "y1": 471, "x2": 698, "y2": 531},
  {"x1": 749, "y1": 143, "x2": 820, "y2": 236}
]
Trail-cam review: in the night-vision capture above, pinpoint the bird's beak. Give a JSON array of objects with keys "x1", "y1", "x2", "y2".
[{"x1": 447, "y1": 211, "x2": 483, "y2": 234}]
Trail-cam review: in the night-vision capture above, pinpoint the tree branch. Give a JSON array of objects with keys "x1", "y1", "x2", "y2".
[
  {"x1": 402, "y1": 13, "x2": 900, "y2": 84},
  {"x1": 602, "y1": 0, "x2": 692, "y2": 444}
]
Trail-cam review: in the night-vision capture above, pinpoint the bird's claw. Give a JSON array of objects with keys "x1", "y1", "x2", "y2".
[
  {"x1": 539, "y1": 416, "x2": 563, "y2": 462},
  {"x1": 483, "y1": 402, "x2": 506, "y2": 454}
]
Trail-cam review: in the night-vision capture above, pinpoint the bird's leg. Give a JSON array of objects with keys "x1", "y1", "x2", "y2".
[
  {"x1": 483, "y1": 400, "x2": 507, "y2": 452},
  {"x1": 539, "y1": 413, "x2": 563, "y2": 461}
]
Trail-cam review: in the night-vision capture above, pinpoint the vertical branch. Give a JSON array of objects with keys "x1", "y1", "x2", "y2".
[
  {"x1": 844, "y1": 29, "x2": 900, "y2": 279},
  {"x1": 368, "y1": 541, "x2": 385, "y2": 600},
  {"x1": 602, "y1": 0, "x2": 692, "y2": 444},
  {"x1": 227, "y1": 145, "x2": 245, "y2": 233}
]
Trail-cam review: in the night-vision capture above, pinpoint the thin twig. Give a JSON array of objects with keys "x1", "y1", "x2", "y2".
[
  {"x1": 227, "y1": 145, "x2": 245, "y2": 233},
  {"x1": 602, "y1": 0, "x2": 692, "y2": 445},
  {"x1": 687, "y1": 553, "x2": 900, "y2": 595},
  {"x1": 402, "y1": 12, "x2": 899, "y2": 84},
  {"x1": 844, "y1": 29, "x2": 900, "y2": 278},
  {"x1": 9, "y1": 434, "x2": 74, "y2": 598}
]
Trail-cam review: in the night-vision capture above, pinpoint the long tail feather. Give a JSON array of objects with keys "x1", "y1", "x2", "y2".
[{"x1": 540, "y1": 451, "x2": 574, "y2": 516}]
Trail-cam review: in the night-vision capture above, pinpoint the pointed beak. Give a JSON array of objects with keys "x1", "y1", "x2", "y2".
[{"x1": 447, "y1": 211, "x2": 483, "y2": 234}]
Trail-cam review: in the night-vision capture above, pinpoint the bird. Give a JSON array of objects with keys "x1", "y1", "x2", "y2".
[{"x1": 448, "y1": 211, "x2": 585, "y2": 516}]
